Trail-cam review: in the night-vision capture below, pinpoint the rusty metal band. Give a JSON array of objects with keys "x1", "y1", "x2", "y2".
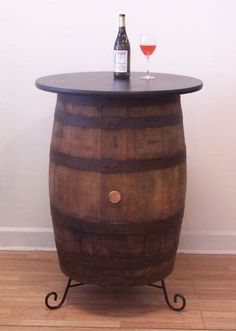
[
  {"x1": 51, "y1": 205, "x2": 184, "y2": 236},
  {"x1": 56, "y1": 245, "x2": 177, "y2": 270},
  {"x1": 54, "y1": 109, "x2": 183, "y2": 129},
  {"x1": 50, "y1": 148, "x2": 186, "y2": 173}
]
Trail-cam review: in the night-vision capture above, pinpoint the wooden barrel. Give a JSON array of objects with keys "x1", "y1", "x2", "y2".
[{"x1": 49, "y1": 93, "x2": 186, "y2": 288}]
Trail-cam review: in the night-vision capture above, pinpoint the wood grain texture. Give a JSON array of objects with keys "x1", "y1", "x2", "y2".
[
  {"x1": 0, "y1": 251, "x2": 236, "y2": 331},
  {"x1": 0, "y1": 329, "x2": 232, "y2": 331},
  {"x1": 49, "y1": 94, "x2": 186, "y2": 287}
]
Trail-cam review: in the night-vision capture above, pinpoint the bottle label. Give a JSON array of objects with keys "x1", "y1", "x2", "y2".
[{"x1": 114, "y1": 50, "x2": 128, "y2": 73}]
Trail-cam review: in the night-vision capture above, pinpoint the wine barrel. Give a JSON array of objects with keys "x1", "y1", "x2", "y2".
[{"x1": 49, "y1": 93, "x2": 186, "y2": 288}]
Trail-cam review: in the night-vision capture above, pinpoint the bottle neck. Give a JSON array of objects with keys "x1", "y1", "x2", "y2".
[{"x1": 119, "y1": 15, "x2": 125, "y2": 28}]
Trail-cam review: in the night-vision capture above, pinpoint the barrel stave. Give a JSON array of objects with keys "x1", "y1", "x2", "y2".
[{"x1": 49, "y1": 93, "x2": 186, "y2": 287}]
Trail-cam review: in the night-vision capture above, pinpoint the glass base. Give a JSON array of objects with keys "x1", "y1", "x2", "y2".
[{"x1": 140, "y1": 75, "x2": 155, "y2": 80}]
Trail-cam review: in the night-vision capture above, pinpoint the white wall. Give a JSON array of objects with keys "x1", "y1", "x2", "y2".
[{"x1": 0, "y1": 0, "x2": 236, "y2": 252}]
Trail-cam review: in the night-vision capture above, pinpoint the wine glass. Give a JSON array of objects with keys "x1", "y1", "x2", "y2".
[{"x1": 140, "y1": 34, "x2": 156, "y2": 79}]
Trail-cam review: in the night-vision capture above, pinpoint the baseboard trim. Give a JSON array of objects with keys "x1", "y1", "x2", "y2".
[
  {"x1": 178, "y1": 230, "x2": 236, "y2": 254},
  {"x1": 0, "y1": 246, "x2": 56, "y2": 251},
  {"x1": 0, "y1": 227, "x2": 55, "y2": 250},
  {"x1": 0, "y1": 227, "x2": 236, "y2": 254}
]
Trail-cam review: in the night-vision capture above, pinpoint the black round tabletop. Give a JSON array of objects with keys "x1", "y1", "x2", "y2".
[{"x1": 35, "y1": 72, "x2": 203, "y2": 96}]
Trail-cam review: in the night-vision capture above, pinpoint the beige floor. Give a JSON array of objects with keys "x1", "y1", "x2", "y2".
[{"x1": 0, "y1": 251, "x2": 236, "y2": 331}]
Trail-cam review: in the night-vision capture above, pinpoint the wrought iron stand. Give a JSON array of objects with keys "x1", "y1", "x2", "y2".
[
  {"x1": 45, "y1": 278, "x2": 186, "y2": 311},
  {"x1": 148, "y1": 281, "x2": 186, "y2": 311}
]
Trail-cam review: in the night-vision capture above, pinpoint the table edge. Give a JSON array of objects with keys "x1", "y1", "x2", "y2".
[{"x1": 35, "y1": 71, "x2": 203, "y2": 96}]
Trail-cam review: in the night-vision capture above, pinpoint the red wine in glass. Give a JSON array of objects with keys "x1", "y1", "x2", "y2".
[
  {"x1": 140, "y1": 34, "x2": 156, "y2": 79},
  {"x1": 140, "y1": 45, "x2": 156, "y2": 56}
]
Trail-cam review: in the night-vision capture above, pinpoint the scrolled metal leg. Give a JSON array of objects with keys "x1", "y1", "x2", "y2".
[
  {"x1": 45, "y1": 278, "x2": 84, "y2": 310},
  {"x1": 149, "y1": 279, "x2": 186, "y2": 311}
]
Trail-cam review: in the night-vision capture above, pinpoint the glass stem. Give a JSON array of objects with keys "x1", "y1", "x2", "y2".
[{"x1": 146, "y1": 56, "x2": 150, "y2": 77}]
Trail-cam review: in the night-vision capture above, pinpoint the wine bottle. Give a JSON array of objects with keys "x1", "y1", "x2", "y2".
[{"x1": 113, "y1": 14, "x2": 130, "y2": 79}]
